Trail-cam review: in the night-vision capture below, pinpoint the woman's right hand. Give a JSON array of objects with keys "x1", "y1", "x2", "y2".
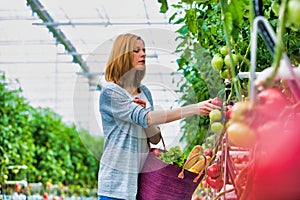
[{"x1": 196, "y1": 99, "x2": 222, "y2": 116}]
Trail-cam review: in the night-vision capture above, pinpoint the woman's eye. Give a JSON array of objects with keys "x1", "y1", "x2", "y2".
[{"x1": 133, "y1": 49, "x2": 139, "y2": 53}]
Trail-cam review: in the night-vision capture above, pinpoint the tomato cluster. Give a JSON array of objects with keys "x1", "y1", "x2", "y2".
[
  {"x1": 209, "y1": 97, "x2": 224, "y2": 135},
  {"x1": 223, "y1": 86, "x2": 300, "y2": 199},
  {"x1": 205, "y1": 162, "x2": 223, "y2": 191},
  {"x1": 210, "y1": 46, "x2": 240, "y2": 80}
]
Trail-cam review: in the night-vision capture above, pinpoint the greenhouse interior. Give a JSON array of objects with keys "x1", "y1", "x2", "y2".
[{"x1": 1, "y1": 0, "x2": 300, "y2": 200}]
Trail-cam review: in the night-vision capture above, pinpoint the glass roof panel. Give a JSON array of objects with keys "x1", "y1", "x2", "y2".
[{"x1": 0, "y1": 0, "x2": 187, "y2": 148}]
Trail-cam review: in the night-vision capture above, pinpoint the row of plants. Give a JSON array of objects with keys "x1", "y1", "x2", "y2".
[
  {"x1": 157, "y1": 0, "x2": 300, "y2": 154},
  {"x1": 0, "y1": 71, "x2": 103, "y2": 194}
]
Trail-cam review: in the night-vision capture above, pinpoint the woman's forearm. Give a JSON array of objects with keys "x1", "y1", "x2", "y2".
[
  {"x1": 147, "y1": 104, "x2": 198, "y2": 126},
  {"x1": 146, "y1": 99, "x2": 221, "y2": 126}
]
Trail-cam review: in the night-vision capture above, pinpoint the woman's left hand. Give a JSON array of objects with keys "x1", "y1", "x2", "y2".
[{"x1": 133, "y1": 97, "x2": 146, "y2": 108}]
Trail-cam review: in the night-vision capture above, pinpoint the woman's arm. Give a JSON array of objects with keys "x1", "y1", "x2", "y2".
[
  {"x1": 146, "y1": 99, "x2": 221, "y2": 126},
  {"x1": 144, "y1": 126, "x2": 161, "y2": 144}
]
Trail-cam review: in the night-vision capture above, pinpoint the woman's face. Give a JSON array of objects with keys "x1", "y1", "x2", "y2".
[{"x1": 132, "y1": 39, "x2": 146, "y2": 70}]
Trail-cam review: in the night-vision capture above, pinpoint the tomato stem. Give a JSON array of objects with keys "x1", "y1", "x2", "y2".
[
  {"x1": 265, "y1": 0, "x2": 288, "y2": 87},
  {"x1": 219, "y1": 0, "x2": 243, "y2": 101}
]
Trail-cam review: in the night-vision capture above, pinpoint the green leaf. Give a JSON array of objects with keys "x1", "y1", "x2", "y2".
[{"x1": 157, "y1": 0, "x2": 169, "y2": 13}]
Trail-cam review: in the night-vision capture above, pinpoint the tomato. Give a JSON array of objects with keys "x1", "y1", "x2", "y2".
[
  {"x1": 255, "y1": 88, "x2": 287, "y2": 121},
  {"x1": 219, "y1": 46, "x2": 229, "y2": 56},
  {"x1": 206, "y1": 176, "x2": 223, "y2": 190},
  {"x1": 204, "y1": 148, "x2": 213, "y2": 157},
  {"x1": 211, "y1": 54, "x2": 224, "y2": 71},
  {"x1": 43, "y1": 192, "x2": 49, "y2": 200},
  {"x1": 250, "y1": 117, "x2": 300, "y2": 199},
  {"x1": 210, "y1": 122, "x2": 224, "y2": 135},
  {"x1": 287, "y1": 0, "x2": 300, "y2": 28},
  {"x1": 230, "y1": 101, "x2": 253, "y2": 123},
  {"x1": 220, "y1": 69, "x2": 229, "y2": 79},
  {"x1": 193, "y1": 196, "x2": 203, "y2": 200},
  {"x1": 225, "y1": 104, "x2": 233, "y2": 119},
  {"x1": 15, "y1": 183, "x2": 21, "y2": 192},
  {"x1": 209, "y1": 109, "x2": 222, "y2": 122},
  {"x1": 227, "y1": 122, "x2": 256, "y2": 148},
  {"x1": 207, "y1": 163, "x2": 221, "y2": 178},
  {"x1": 150, "y1": 148, "x2": 162, "y2": 157},
  {"x1": 211, "y1": 97, "x2": 222, "y2": 107},
  {"x1": 224, "y1": 54, "x2": 238, "y2": 67}
]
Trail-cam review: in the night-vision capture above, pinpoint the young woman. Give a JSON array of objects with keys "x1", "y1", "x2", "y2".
[{"x1": 98, "y1": 33, "x2": 220, "y2": 200}]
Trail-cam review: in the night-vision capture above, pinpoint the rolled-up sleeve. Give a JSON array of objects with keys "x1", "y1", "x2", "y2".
[{"x1": 100, "y1": 84, "x2": 150, "y2": 128}]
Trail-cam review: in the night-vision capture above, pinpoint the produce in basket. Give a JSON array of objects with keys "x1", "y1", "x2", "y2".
[
  {"x1": 158, "y1": 145, "x2": 211, "y2": 174},
  {"x1": 188, "y1": 155, "x2": 211, "y2": 174},
  {"x1": 158, "y1": 145, "x2": 186, "y2": 168},
  {"x1": 184, "y1": 145, "x2": 202, "y2": 169}
]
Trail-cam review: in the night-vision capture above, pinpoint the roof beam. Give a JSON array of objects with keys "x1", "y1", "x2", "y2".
[
  {"x1": 26, "y1": 0, "x2": 89, "y2": 73},
  {"x1": 32, "y1": 21, "x2": 170, "y2": 26}
]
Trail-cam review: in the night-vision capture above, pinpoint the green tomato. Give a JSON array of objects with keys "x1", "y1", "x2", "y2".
[
  {"x1": 206, "y1": 135, "x2": 215, "y2": 144},
  {"x1": 287, "y1": 0, "x2": 300, "y2": 27},
  {"x1": 209, "y1": 109, "x2": 222, "y2": 122},
  {"x1": 211, "y1": 54, "x2": 224, "y2": 71},
  {"x1": 224, "y1": 54, "x2": 238, "y2": 67},
  {"x1": 211, "y1": 122, "x2": 224, "y2": 135},
  {"x1": 3, "y1": 174, "x2": 8, "y2": 181},
  {"x1": 219, "y1": 46, "x2": 229, "y2": 56},
  {"x1": 220, "y1": 69, "x2": 229, "y2": 79},
  {"x1": 12, "y1": 168, "x2": 19, "y2": 174}
]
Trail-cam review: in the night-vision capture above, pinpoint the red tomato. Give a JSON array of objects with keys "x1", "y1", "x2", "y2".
[
  {"x1": 211, "y1": 97, "x2": 222, "y2": 107},
  {"x1": 225, "y1": 104, "x2": 233, "y2": 119},
  {"x1": 250, "y1": 114, "x2": 300, "y2": 199},
  {"x1": 206, "y1": 176, "x2": 223, "y2": 190},
  {"x1": 204, "y1": 148, "x2": 213, "y2": 157},
  {"x1": 255, "y1": 88, "x2": 287, "y2": 121},
  {"x1": 43, "y1": 192, "x2": 49, "y2": 200},
  {"x1": 206, "y1": 163, "x2": 221, "y2": 178},
  {"x1": 150, "y1": 148, "x2": 162, "y2": 157},
  {"x1": 14, "y1": 183, "x2": 21, "y2": 192}
]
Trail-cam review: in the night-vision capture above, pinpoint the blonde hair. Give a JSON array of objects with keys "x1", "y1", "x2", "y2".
[{"x1": 105, "y1": 33, "x2": 144, "y2": 88}]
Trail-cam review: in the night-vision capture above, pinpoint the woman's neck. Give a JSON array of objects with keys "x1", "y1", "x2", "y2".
[{"x1": 125, "y1": 86, "x2": 139, "y2": 96}]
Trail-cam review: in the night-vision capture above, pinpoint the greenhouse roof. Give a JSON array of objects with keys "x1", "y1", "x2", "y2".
[{"x1": 0, "y1": 0, "x2": 186, "y2": 147}]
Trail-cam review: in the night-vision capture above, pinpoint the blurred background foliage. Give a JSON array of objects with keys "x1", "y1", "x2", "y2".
[{"x1": 0, "y1": 71, "x2": 103, "y2": 191}]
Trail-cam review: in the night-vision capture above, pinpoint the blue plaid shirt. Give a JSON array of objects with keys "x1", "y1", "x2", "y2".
[{"x1": 98, "y1": 82, "x2": 153, "y2": 200}]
